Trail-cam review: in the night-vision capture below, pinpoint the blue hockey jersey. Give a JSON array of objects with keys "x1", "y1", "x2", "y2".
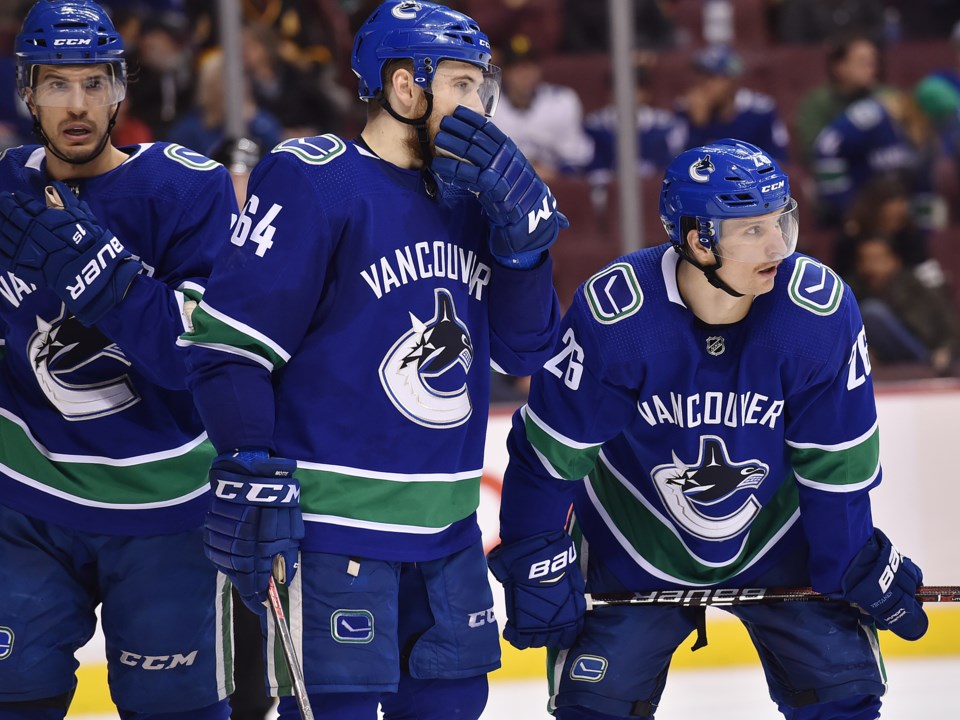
[
  {"x1": 182, "y1": 135, "x2": 560, "y2": 562},
  {"x1": 499, "y1": 245, "x2": 880, "y2": 594},
  {"x1": 0, "y1": 142, "x2": 237, "y2": 535}
]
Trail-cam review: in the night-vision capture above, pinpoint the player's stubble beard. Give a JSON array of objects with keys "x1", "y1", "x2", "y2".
[
  {"x1": 37, "y1": 106, "x2": 114, "y2": 166},
  {"x1": 401, "y1": 92, "x2": 442, "y2": 167}
]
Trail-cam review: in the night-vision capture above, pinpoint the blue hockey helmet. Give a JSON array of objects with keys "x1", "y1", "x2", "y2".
[
  {"x1": 352, "y1": 0, "x2": 500, "y2": 116},
  {"x1": 16, "y1": 0, "x2": 126, "y2": 104},
  {"x1": 659, "y1": 139, "x2": 797, "y2": 264}
]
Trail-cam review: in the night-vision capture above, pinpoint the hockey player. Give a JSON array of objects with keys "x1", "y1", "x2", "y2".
[
  {"x1": 0, "y1": 2, "x2": 238, "y2": 719},
  {"x1": 488, "y1": 139, "x2": 928, "y2": 719},
  {"x1": 179, "y1": 2, "x2": 564, "y2": 719}
]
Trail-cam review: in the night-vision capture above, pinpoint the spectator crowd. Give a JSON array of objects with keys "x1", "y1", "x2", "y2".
[{"x1": 3, "y1": 0, "x2": 960, "y2": 380}]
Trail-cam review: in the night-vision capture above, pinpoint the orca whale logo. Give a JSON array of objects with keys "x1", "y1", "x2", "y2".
[
  {"x1": 27, "y1": 304, "x2": 139, "y2": 421},
  {"x1": 688, "y1": 155, "x2": 715, "y2": 183},
  {"x1": 379, "y1": 288, "x2": 473, "y2": 428},
  {"x1": 651, "y1": 435, "x2": 768, "y2": 540}
]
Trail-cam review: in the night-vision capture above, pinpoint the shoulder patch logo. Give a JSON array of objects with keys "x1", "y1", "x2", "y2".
[
  {"x1": 272, "y1": 134, "x2": 346, "y2": 165},
  {"x1": 788, "y1": 257, "x2": 842, "y2": 316},
  {"x1": 163, "y1": 144, "x2": 219, "y2": 171},
  {"x1": 586, "y1": 262, "x2": 643, "y2": 325}
]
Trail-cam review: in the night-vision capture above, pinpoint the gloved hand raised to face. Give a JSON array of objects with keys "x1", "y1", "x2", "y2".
[
  {"x1": 433, "y1": 106, "x2": 569, "y2": 269},
  {"x1": 840, "y1": 527, "x2": 928, "y2": 641},
  {"x1": 487, "y1": 530, "x2": 586, "y2": 649},
  {"x1": 0, "y1": 181, "x2": 142, "y2": 325},
  {"x1": 204, "y1": 450, "x2": 304, "y2": 615}
]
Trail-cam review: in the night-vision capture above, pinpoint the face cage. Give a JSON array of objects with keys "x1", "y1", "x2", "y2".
[
  {"x1": 21, "y1": 63, "x2": 127, "y2": 108},
  {"x1": 710, "y1": 198, "x2": 799, "y2": 264}
]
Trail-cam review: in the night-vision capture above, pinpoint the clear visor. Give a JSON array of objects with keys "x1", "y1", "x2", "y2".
[
  {"x1": 433, "y1": 61, "x2": 501, "y2": 118},
  {"x1": 27, "y1": 71, "x2": 126, "y2": 108},
  {"x1": 714, "y1": 198, "x2": 799, "y2": 264}
]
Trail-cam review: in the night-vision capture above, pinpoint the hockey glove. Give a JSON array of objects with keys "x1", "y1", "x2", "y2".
[
  {"x1": 840, "y1": 528, "x2": 928, "y2": 641},
  {"x1": 0, "y1": 181, "x2": 142, "y2": 326},
  {"x1": 433, "y1": 106, "x2": 568, "y2": 269},
  {"x1": 487, "y1": 530, "x2": 586, "y2": 649},
  {"x1": 205, "y1": 450, "x2": 304, "y2": 615}
]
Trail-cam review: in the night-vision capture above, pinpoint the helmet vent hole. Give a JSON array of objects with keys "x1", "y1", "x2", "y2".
[
  {"x1": 724, "y1": 175, "x2": 743, "y2": 181},
  {"x1": 757, "y1": 166, "x2": 774, "y2": 174}
]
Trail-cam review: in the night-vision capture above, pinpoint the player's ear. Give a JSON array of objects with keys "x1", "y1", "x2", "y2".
[
  {"x1": 389, "y1": 67, "x2": 419, "y2": 115},
  {"x1": 686, "y1": 227, "x2": 713, "y2": 263}
]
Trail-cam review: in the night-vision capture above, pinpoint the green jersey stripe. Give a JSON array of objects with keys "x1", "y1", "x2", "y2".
[
  {"x1": 0, "y1": 413, "x2": 213, "y2": 506},
  {"x1": 587, "y1": 456, "x2": 801, "y2": 585},
  {"x1": 297, "y1": 466, "x2": 479, "y2": 530},
  {"x1": 524, "y1": 407, "x2": 602, "y2": 481},
  {"x1": 790, "y1": 425, "x2": 880, "y2": 489},
  {"x1": 179, "y1": 302, "x2": 288, "y2": 369}
]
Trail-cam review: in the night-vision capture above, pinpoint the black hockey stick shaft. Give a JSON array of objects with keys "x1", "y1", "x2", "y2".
[
  {"x1": 266, "y1": 556, "x2": 315, "y2": 720},
  {"x1": 586, "y1": 585, "x2": 960, "y2": 609}
]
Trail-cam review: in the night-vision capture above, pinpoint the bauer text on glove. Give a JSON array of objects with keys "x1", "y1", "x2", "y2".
[
  {"x1": 487, "y1": 530, "x2": 586, "y2": 649},
  {"x1": 840, "y1": 528, "x2": 928, "y2": 641},
  {"x1": 0, "y1": 181, "x2": 141, "y2": 325}
]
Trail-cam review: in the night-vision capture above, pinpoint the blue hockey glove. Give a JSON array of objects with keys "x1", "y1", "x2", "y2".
[
  {"x1": 204, "y1": 450, "x2": 304, "y2": 615},
  {"x1": 840, "y1": 528, "x2": 928, "y2": 641},
  {"x1": 0, "y1": 181, "x2": 141, "y2": 326},
  {"x1": 433, "y1": 106, "x2": 568, "y2": 269},
  {"x1": 487, "y1": 530, "x2": 586, "y2": 649}
]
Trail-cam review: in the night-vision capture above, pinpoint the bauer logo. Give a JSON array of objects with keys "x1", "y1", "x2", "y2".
[
  {"x1": 569, "y1": 654, "x2": 607, "y2": 682},
  {"x1": 0, "y1": 627, "x2": 13, "y2": 660},
  {"x1": 331, "y1": 610, "x2": 374, "y2": 644}
]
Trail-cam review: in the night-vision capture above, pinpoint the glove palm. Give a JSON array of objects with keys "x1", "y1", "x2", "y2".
[{"x1": 433, "y1": 106, "x2": 568, "y2": 268}]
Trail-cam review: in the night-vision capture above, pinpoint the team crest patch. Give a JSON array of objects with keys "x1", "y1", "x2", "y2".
[
  {"x1": 788, "y1": 257, "x2": 842, "y2": 316},
  {"x1": 379, "y1": 288, "x2": 473, "y2": 428},
  {"x1": 706, "y1": 336, "x2": 724, "y2": 356},
  {"x1": 331, "y1": 610, "x2": 374, "y2": 644},
  {"x1": 585, "y1": 262, "x2": 643, "y2": 325},
  {"x1": 28, "y1": 305, "x2": 140, "y2": 421},
  {"x1": 651, "y1": 435, "x2": 769, "y2": 541},
  {"x1": 569, "y1": 654, "x2": 607, "y2": 682},
  {"x1": 272, "y1": 134, "x2": 346, "y2": 165},
  {"x1": 163, "y1": 144, "x2": 219, "y2": 170},
  {"x1": 0, "y1": 627, "x2": 13, "y2": 660}
]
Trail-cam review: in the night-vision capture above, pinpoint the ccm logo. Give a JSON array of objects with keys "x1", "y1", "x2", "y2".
[
  {"x1": 761, "y1": 180, "x2": 785, "y2": 193},
  {"x1": 214, "y1": 479, "x2": 300, "y2": 504},
  {"x1": 120, "y1": 650, "x2": 197, "y2": 669},
  {"x1": 467, "y1": 608, "x2": 496, "y2": 628},
  {"x1": 53, "y1": 38, "x2": 92, "y2": 46}
]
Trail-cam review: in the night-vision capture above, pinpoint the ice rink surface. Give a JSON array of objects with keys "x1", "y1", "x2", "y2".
[{"x1": 70, "y1": 657, "x2": 959, "y2": 719}]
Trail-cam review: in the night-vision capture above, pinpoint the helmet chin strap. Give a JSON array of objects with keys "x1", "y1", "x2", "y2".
[
  {"x1": 374, "y1": 89, "x2": 438, "y2": 197},
  {"x1": 675, "y1": 244, "x2": 745, "y2": 299},
  {"x1": 32, "y1": 103, "x2": 121, "y2": 166}
]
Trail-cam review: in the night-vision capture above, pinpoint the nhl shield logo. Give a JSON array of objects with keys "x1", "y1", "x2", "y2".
[{"x1": 706, "y1": 336, "x2": 724, "y2": 356}]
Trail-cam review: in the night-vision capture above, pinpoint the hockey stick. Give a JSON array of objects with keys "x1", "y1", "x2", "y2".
[
  {"x1": 265, "y1": 555, "x2": 315, "y2": 720},
  {"x1": 586, "y1": 585, "x2": 960, "y2": 609}
]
